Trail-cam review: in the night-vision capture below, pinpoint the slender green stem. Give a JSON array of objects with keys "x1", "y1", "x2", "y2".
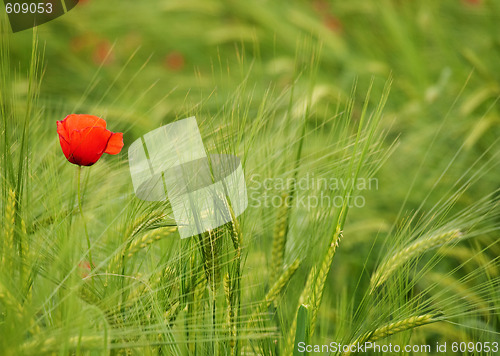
[{"x1": 77, "y1": 166, "x2": 93, "y2": 272}]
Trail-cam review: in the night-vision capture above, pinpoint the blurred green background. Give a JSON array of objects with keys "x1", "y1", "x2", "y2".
[
  {"x1": 20, "y1": 0, "x2": 500, "y2": 268},
  {"x1": 7, "y1": 0, "x2": 500, "y2": 210},
  {"x1": 10, "y1": 0, "x2": 500, "y2": 186}
]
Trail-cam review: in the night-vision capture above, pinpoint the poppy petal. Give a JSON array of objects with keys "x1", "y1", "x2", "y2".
[
  {"x1": 64, "y1": 114, "x2": 107, "y2": 133},
  {"x1": 58, "y1": 134, "x2": 72, "y2": 161},
  {"x1": 57, "y1": 120, "x2": 70, "y2": 142},
  {"x1": 68, "y1": 127, "x2": 112, "y2": 166},
  {"x1": 104, "y1": 132, "x2": 124, "y2": 155}
]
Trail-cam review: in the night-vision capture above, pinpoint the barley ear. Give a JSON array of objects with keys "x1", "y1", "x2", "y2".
[
  {"x1": 270, "y1": 192, "x2": 291, "y2": 283},
  {"x1": 285, "y1": 227, "x2": 342, "y2": 354},
  {"x1": 2, "y1": 189, "x2": 16, "y2": 270},
  {"x1": 21, "y1": 335, "x2": 106, "y2": 354},
  {"x1": 343, "y1": 314, "x2": 440, "y2": 355},
  {"x1": 249, "y1": 259, "x2": 301, "y2": 324},
  {"x1": 0, "y1": 279, "x2": 23, "y2": 320},
  {"x1": 126, "y1": 226, "x2": 177, "y2": 258},
  {"x1": 107, "y1": 226, "x2": 177, "y2": 272},
  {"x1": 201, "y1": 228, "x2": 223, "y2": 292},
  {"x1": 309, "y1": 228, "x2": 342, "y2": 338},
  {"x1": 371, "y1": 229, "x2": 462, "y2": 290}
]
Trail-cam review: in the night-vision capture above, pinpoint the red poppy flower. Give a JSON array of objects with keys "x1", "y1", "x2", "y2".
[
  {"x1": 78, "y1": 261, "x2": 94, "y2": 278},
  {"x1": 57, "y1": 114, "x2": 123, "y2": 166},
  {"x1": 93, "y1": 40, "x2": 115, "y2": 66},
  {"x1": 164, "y1": 51, "x2": 185, "y2": 71}
]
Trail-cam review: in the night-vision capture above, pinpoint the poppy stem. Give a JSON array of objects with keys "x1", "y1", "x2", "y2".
[{"x1": 77, "y1": 166, "x2": 94, "y2": 275}]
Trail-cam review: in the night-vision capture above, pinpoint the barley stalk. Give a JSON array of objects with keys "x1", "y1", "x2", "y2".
[
  {"x1": 284, "y1": 265, "x2": 316, "y2": 355},
  {"x1": 227, "y1": 204, "x2": 242, "y2": 356},
  {"x1": 343, "y1": 314, "x2": 439, "y2": 355},
  {"x1": 371, "y1": 229, "x2": 462, "y2": 290}
]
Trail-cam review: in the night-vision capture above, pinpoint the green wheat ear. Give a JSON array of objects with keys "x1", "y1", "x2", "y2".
[
  {"x1": 284, "y1": 227, "x2": 343, "y2": 354},
  {"x1": 270, "y1": 192, "x2": 291, "y2": 284},
  {"x1": 343, "y1": 314, "x2": 440, "y2": 356},
  {"x1": 249, "y1": 259, "x2": 301, "y2": 324},
  {"x1": 201, "y1": 227, "x2": 223, "y2": 292},
  {"x1": 125, "y1": 226, "x2": 177, "y2": 258},
  {"x1": 311, "y1": 229, "x2": 343, "y2": 320},
  {"x1": 370, "y1": 229, "x2": 463, "y2": 290},
  {"x1": 2, "y1": 189, "x2": 16, "y2": 271},
  {"x1": 0, "y1": 279, "x2": 23, "y2": 321},
  {"x1": 228, "y1": 205, "x2": 243, "y2": 356},
  {"x1": 21, "y1": 335, "x2": 106, "y2": 355},
  {"x1": 107, "y1": 211, "x2": 174, "y2": 272}
]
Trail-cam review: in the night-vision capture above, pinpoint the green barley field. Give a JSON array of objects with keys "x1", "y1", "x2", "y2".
[{"x1": 1, "y1": 0, "x2": 500, "y2": 355}]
